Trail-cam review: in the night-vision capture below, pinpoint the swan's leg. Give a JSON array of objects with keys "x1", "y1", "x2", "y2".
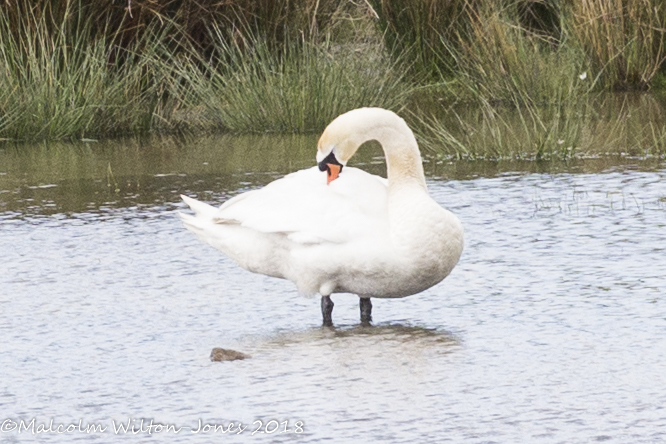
[
  {"x1": 360, "y1": 297, "x2": 372, "y2": 325},
  {"x1": 321, "y1": 295, "x2": 334, "y2": 326}
]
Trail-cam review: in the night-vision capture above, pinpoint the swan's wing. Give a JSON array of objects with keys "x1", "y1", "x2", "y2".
[{"x1": 212, "y1": 167, "x2": 388, "y2": 244}]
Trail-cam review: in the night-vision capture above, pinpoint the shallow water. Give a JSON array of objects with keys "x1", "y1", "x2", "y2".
[{"x1": 1, "y1": 136, "x2": 665, "y2": 443}]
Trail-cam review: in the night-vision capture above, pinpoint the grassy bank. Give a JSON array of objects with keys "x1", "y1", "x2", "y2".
[{"x1": 1, "y1": 0, "x2": 666, "y2": 160}]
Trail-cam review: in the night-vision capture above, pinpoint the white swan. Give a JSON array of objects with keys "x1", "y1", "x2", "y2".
[{"x1": 180, "y1": 108, "x2": 463, "y2": 325}]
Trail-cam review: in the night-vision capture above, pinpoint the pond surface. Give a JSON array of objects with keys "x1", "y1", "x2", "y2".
[{"x1": 1, "y1": 136, "x2": 665, "y2": 443}]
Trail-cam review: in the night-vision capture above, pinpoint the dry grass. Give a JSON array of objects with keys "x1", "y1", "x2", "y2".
[{"x1": 567, "y1": 0, "x2": 666, "y2": 91}]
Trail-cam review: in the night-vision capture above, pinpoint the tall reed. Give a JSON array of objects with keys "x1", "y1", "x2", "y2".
[
  {"x1": 168, "y1": 27, "x2": 414, "y2": 134},
  {"x1": 0, "y1": 0, "x2": 347, "y2": 52},
  {"x1": 2, "y1": 0, "x2": 666, "y2": 149},
  {"x1": 414, "y1": 92, "x2": 666, "y2": 160},
  {"x1": 449, "y1": 2, "x2": 587, "y2": 105},
  {"x1": 367, "y1": 0, "x2": 478, "y2": 79},
  {"x1": 0, "y1": 5, "x2": 165, "y2": 141},
  {"x1": 381, "y1": 1, "x2": 666, "y2": 160},
  {"x1": 373, "y1": 0, "x2": 666, "y2": 92},
  {"x1": 566, "y1": 0, "x2": 666, "y2": 91}
]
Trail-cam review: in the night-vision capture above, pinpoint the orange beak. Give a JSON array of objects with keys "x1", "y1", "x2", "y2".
[{"x1": 327, "y1": 164, "x2": 341, "y2": 184}]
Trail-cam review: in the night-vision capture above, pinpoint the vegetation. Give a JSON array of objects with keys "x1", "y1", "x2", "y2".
[
  {"x1": 373, "y1": 0, "x2": 666, "y2": 159},
  {"x1": 1, "y1": 0, "x2": 665, "y2": 160},
  {"x1": 171, "y1": 37, "x2": 411, "y2": 133},
  {"x1": 413, "y1": 92, "x2": 666, "y2": 160},
  {"x1": 0, "y1": 4, "x2": 169, "y2": 140},
  {"x1": 371, "y1": 0, "x2": 666, "y2": 92}
]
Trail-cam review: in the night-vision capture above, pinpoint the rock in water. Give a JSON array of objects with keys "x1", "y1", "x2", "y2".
[{"x1": 210, "y1": 348, "x2": 249, "y2": 362}]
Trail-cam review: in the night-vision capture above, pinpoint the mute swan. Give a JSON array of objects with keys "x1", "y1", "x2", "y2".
[{"x1": 180, "y1": 108, "x2": 463, "y2": 326}]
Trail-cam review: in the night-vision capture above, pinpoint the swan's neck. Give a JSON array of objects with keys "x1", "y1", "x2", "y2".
[{"x1": 368, "y1": 126, "x2": 426, "y2": 191}]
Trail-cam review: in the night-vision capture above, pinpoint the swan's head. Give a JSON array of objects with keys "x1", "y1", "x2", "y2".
[
  {"x1": 317, "y1": 108, "x2": 403, "y2": 184},
  {"x1": 316, "y1": 121, "x2": 349, "y2": 185}
]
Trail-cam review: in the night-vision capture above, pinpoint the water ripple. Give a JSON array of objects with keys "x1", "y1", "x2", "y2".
[{"x1": 1, "y1": 159, "x2": 665, "y2": 442}]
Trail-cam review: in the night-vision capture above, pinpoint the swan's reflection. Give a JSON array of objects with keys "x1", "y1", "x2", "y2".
[
  {"x1": 243, "y1": 323, "x2": 461, "y2": 356},
  {"x1": 226, "y1": 324, "x2": 463, "y2": 397}
]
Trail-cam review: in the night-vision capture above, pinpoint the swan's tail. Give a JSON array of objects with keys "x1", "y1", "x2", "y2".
[
  {"x1": 181, "y1": 194, "x2": 217, "y2": 217},
  {"x1": 179, "y1": 195, "x2": 217, "y2": 234}
]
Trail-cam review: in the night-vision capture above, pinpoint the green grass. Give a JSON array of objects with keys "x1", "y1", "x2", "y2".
[
  {"x1": 167, "y1": 29, "x2": 415, "y2": 134},
  {"x1": 0, "y1": 0, "x2": 413, "y2": 140},
  {"x1": 413, "y1": 91, "x2": 666, "y2": 160},
  {"x1": 384, "y1": 0, "x2": 666, "y2": 160},
  {"x1": 0, "y1": 5, "x2": 167, "y2": 141},
  {"x1": 366, "y1": 0, "x2": 472, "y2": 80},
  {"x1": 373, "y1": 0, "x2": 666, "y2": 93},
  {"x1": 0, "y1": 0, "x2": 665, "y2": 163},
  {"x1": 566, "y1": 0, "x2": 666, "y2": 91}
]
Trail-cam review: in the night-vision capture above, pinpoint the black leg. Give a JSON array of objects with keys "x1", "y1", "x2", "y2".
[
  {"x1": 321, "y1": 295, "x2": 334, "y2": 326},
  {"x1": 360, "y1": 297, "x2": 372, "y2": 325}
]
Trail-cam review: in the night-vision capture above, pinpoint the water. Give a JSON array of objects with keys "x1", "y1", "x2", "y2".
[{"x1": 1, "y1": 136, "x2": 665, "y2": 443}]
